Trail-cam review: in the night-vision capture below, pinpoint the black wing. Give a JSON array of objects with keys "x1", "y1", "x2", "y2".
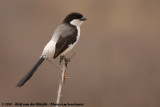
[{"x1": 53, "y1": 25, "x2": 77, "y2": 58}]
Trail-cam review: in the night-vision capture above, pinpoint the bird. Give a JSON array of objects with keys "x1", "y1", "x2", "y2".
[{"x1": 16, "y1": 12, "x2": 87, "y2": 87}]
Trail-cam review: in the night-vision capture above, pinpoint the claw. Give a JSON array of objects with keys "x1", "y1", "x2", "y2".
[
  {"x1": 65, "y1": 62, "x2": 68, "y2": 68},
  {"x1": 59, "y1": 55, "x2": 70, "y2": 68},
  {"x1": 63, "y1": 56, "x2": 70, "y2": 68},
  {"x1": 59, "y1": 56, "x2": 64, "y2": 65}
]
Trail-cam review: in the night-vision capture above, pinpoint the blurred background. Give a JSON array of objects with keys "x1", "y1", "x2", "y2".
[{"x1": 0, "y1": 0, "x2": 160, "y2": 107}]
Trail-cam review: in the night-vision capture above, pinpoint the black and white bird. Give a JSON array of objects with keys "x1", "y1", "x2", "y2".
[{"x1": 17, "y1": 12, "x2": 87, "y2": 87}]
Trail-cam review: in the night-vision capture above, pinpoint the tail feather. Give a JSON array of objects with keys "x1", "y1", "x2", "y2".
[{"x1": 17, "y1": 57, "x2": 45, "y2": 87}]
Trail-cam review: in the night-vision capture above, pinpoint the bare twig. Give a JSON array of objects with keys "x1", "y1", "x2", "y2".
[
  {"x1": 46, "y1": 59, "x2": 63, "y2": 71},
  {"x1": 55, "y1": 53, "x2": 76, "y2": 107},
  {"x1": 56, "y1": 64, "x2": 66, "y2": 107},
  {"x1": 65, "y1": 77, "x2": 72, "y2": 79}
]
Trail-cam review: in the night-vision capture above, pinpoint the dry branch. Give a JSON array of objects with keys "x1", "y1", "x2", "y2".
[
  {"x1": 47, "y1": 53, "x2": 76, "y2": 107},
  {"x1": 56, "y1": 64, "x2": 66, "y2": 107}
]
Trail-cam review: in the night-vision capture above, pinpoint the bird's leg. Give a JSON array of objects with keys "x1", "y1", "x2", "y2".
[
  {"x1": 63, "y1": 55, "x2": 70, "y2": 68},
  {"x1": 59, "y1": 56, "x2": 64, "y2": 65}
]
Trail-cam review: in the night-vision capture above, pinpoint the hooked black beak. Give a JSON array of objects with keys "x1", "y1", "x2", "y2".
[{"x1": 80, "y1": 17, "x2": 87, "y2": 21}]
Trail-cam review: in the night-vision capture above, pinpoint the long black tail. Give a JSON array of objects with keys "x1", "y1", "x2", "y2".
[{"x1": 17, "y1": 57, "x2": 45, "y2": 87}]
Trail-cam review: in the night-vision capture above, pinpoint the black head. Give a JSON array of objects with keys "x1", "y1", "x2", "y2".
[{"x1": 63, "y1": 12, "x2": 87, "y2": 24}]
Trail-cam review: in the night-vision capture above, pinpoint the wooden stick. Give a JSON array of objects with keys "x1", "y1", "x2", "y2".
[
  {"x1": 56, "y1": 64, "x2": 66, "y2": 107},
  {"x1": 46, "y1": 59, "x2": 63, "y2": 71},
  {"x1": 55, "y1": 53, "x2": 76, "y2": 107}
]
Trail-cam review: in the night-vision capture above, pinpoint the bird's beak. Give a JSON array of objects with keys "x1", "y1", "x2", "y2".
[{"x1": 80, "y1": 17, "x2": 87, "y2": 21}]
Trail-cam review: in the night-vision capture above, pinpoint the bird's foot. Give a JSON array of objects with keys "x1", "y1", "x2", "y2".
[
  {"x1": 59, "y1": 56, "x2": 63, "y2": 65},
  {"x1": 59, "y1": 55, "x2": 70, "y2": 68},
  {"x1": 63, "y1": 56, "x2": 70, "y2": 68}
]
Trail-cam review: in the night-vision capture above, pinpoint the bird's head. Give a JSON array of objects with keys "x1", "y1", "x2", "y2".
[{"x1": 63, "y1": 12, "x2": 87, "y2": 27}]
